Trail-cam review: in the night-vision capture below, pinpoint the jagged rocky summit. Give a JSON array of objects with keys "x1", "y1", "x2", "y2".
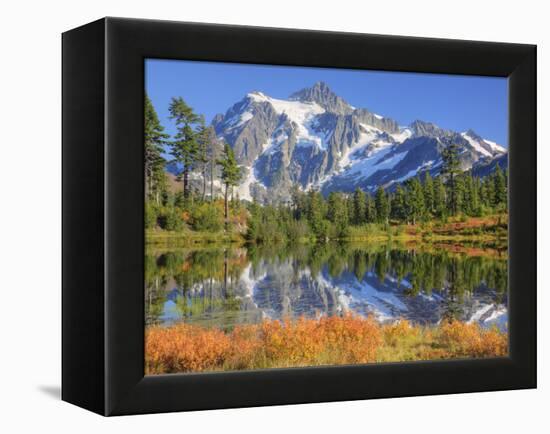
[{"x1": 209, "y1": 81, "x2": 506, "y2": 203}]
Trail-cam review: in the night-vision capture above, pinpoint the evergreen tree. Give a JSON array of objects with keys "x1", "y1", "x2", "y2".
[
  {"x1": 307, "y1": 190, "x2": 326, "y2": 226},
  {"x1": 327, "y1": 192, "x2": 349, "y2": 237},
  {"x1": 352, "y1": 187, "x2": 367, "y2": 225},
  {"x1": 195, "y1": 116, "x2": 214, "y2": 201},
  {"x1": 463, "y1": 174, "x2": 480, "y2": 216},
  {"x1": 144, "y1": 94, "x2": 169, "y2": 203},
  {"x1": 480, "y1": 177, "x2": 487, "y2": 208},
  {"x1": 311, "y1": 191, "x2": 329, "y2": 239},
  {"x1": 207, "y1": 126, "x2": 220, "y2": 201},
  {"x1": 217, "y1": 143, "x2": 241, "y2": 229},
  {"x1": 454, "y1": 174, "x2": 465, "y2": 214},
  {"x1": 470, "y1": 174, "x2": 480, "y2": 215},
  {"x1": 168, "y1": 97, "x2": 201, "y2": 199},
  {"x1": 406, "y1": 177, "x2": 425, "y2": 224},
  {"x1": 365, "y1": 192, "x2": 377, "y2": 223},
  {"x1": 423, "y1": 172, "x2": 435, "y2": 216},
  {"x1": 290, "y1": 184, "x2": 307, "y2": 220},
  {"x1": 474, "y1": 177, "x2": 483, "y2": 214},
  {"x1": 346, "y1": 195, "x2": 355, "y2": 226},
  {"x1": 432, "y1": 176, "x2": 446, "y2": 218},
  {"x1": 442, "y1": 142, "x2": 462, "y2": 215},
  {"x1": 392, "y1": 184, "x2": 407, "y2": 221},
  {"x1": 482, "y1": 175, "x2": 495, "y2": 209},
  {"x1": 375, "y1": 187, "x2": 390, "y2": 224},
  {"x1": 493, "y1": 165, "x2": 507, "y2": 210}
]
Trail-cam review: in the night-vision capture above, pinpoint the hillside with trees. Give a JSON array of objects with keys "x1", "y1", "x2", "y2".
[{"x1": 145, "y1": 95, "x2": 508, "y2": 246}]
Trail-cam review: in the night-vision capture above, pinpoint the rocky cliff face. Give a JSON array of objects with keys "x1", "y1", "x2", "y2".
[{"x1": 211, "y1": 81, "x2": 506, "y2": 203}]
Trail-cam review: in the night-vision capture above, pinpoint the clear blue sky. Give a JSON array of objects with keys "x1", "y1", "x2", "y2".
[{"x1": 146, "y1": 59, "x2": 508, "y2": 146}]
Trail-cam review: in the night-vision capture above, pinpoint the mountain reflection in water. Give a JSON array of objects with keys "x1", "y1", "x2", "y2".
[{"x1": 145, "y1": 243, "x2": 508, "y2": 331}]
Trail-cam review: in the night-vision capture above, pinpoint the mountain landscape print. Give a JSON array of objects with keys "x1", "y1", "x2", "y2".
[{"x1": 144, "y1": 60, "x2": 509, "y2": 375}]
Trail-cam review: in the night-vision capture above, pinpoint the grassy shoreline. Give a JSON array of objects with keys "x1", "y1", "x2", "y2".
[
  {"x1": 145, "y1": 315, "x2": 507, "y2": 374},
  {"x1": 146, "y1": 214, "x2": 508, "y2": 258},
  {"x1": 146, "y1": 228, "x2": 245, "y2": 246}
]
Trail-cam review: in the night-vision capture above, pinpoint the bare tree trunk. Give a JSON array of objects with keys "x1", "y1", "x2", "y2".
[
  {"x1": 209, "y1": 276, "x2": 213, "y2": 306},
  {"x1": 449, "y1": 173, "x2": 455, "y2": 215},
  {"x1": 210, "y1": 159, "x2": 214, "y2": 201},
  {"x1": 224, "y1": 183, "x2": 229, "y2": 231},
  {"x1": 151, "y1": 175, "x2": 158, "y2": 205},
  {"x1": 223, "y1": 249, "x2": 228, "y2": 298},
  {"x1": 202, "y1": 164, "x2": 207, "y2": 201},
  {"x1": 145, "y1": 166, "x2": 151, "y2": 200},
  {"x1": 183, "y1": 169, "x2": 189, "y2": 199}
]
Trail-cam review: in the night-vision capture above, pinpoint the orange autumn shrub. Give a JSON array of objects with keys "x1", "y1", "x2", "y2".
[
  {"x1": 382, "y1": 319, "x2": 418, "y2": 347},
  {"x1": 438, "y1": 320, "x2": 508, "y2": 358},
  {"x1": 145, "y1": 323, "x2": 231, "y2": 374},
  {"x1": 145, "y1": 316, "x2": 507, "y2": 374},
  {"x1": 318, "y1": 314, "x2": 382, "y2": 364},
  {"x1": 260, "y1": 316, "x2": 325, "y2": 365},
  {"x1": 146, "y1": 315, "x2": 383, "y2": 373},
  {"x1": 181, "y1": 211, "x2": 191, "y2": 222},
  {"x1": 257, "y1": 314, "x2": 382, "y2": 367},
  {"x1": 228, "y1": 324, "x2": 264, "y2": 369}
]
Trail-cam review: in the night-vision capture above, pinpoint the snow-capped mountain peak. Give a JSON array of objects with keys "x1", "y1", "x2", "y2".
[
  {"x1": 210, "y1": 84, "x2": 507, "y2": 203},
  {"x1": 461, "y1": 130, "x2": 506, "y2": 159},
  {"x1": 248, "y1": 91, "x2": 327, "y2": 150},
  {"x1": 289, "y1": 81, "x2": 354, "y2": 115}
]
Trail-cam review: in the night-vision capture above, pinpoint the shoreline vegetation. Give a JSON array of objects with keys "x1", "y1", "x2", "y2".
[
  {"x1": 146, "y1": 213, "x2": 508, "y2": 251},
  {"x1": 145, "y1": 315, "x2": 507, "y2": 374}
]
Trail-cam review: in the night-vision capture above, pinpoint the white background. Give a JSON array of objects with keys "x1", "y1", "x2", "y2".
[{"x1": 0, "y1": 0, "x2": 546, "y2": 432}]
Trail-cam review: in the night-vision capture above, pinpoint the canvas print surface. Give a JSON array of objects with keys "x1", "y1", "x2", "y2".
[{"x1": 144, "y1": 60, "x2": 508, "y2": 375}]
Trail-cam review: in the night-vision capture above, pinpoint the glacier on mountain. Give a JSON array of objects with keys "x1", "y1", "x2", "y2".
[{"x1": 209, "y1": 82, "x2": 507, "y2": 203}]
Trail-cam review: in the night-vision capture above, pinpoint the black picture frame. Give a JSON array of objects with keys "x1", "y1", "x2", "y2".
[{"x1": 62, "y1": 17, "x2": 536, "y2": 416}]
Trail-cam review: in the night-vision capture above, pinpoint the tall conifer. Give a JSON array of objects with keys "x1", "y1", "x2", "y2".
[
  {"x1": 217, "y1": 143, "x2": 241, "y2": 229},
  {"x1": 145, "y1": 94, "x2": 169, "y2": 203},
  {"x1": 169, "y1": 97, "x2": 200, "y2": 199},
  {"x1": 442, "y1": 142, "x2": 462, "y2": 215}
]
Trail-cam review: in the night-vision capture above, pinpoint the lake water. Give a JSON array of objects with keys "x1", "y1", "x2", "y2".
[{"x1": 145, "y1": 242, "x2": 508, "y2": 330}]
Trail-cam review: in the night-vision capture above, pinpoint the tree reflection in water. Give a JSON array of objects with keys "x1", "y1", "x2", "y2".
[{"x1": 145, "y1": 242, "x2": 508, "y2": 330}]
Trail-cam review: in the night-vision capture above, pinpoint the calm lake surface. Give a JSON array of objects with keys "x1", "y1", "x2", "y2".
[{"x1": 145, "y1": 242, "x2": 508, "y2": 330}]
